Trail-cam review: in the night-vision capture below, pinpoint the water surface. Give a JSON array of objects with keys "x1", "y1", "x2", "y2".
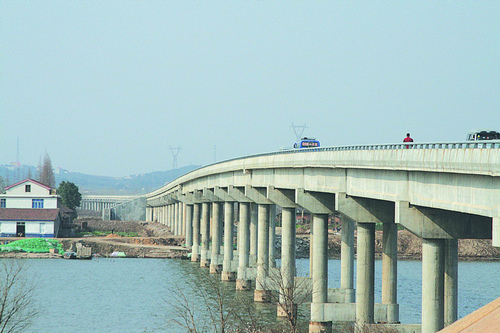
[{"x1": 14, "y1": 258, "x2": 500, "y2": 332}]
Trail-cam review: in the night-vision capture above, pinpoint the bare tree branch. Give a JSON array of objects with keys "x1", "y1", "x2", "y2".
[{"x1": 0, "y1": 260, "x2": 38, "y2": 333}]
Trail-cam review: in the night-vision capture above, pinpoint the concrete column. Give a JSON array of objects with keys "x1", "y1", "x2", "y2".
[
  {"x1": 167, "y1": 205, "x2": 171, "y2": 229},
  {"x1": 163, "y1": 205, "x2": 167, "y2": 227},
  {"x1": 356, "y1": 223, "x2": 375, "y2": 325},
  {"x1": 181, "y1": 202, "x2": 186, "y2": 236},
  {"x1": 382, "y1": 221, "x2": 399, "y2": 323},
  {"x1": 210, "y1": 202, "x2": 223, "y2": 274},
  {"x1": 444, "y1": 238, "x2": 458, "y2": 327},
  {"x1": 222, "y1": 201, "x2": 236, "y2": 281},
  {"x1": 309, "y1": 214, "x2": 330, "y2": 332},
  {"x1": 185, "y1": 204, "x2": 193, "y2": 247},
  {"x1": 340, "y1": 218, "x2": 355, "y2": 302},
  {"x1": 178, "y1": 203, "x2": 182, "y2": 234},
  {"x1": 175, "y1": 202, "x2": 180, "y2": 236},
  {"x1": 167, "y1": 205, "x2": 171, "y2": 227},
  {"x1": 166, "y1": 205, "x2": 169, "y2": 226},
  {"x1": 422, "y1": 238, "x2": 445, "y2": 333},
  {"x1": 277, "y1": 207, "x2": 296, "y2": 317},
  {"x1": 200, "y1": 202, "x2": 210, "y2": 268},
  {"x1": 191, "y1": 203, "x2": 201, "y2": 262},
  {"x1": 173, "y1": 204, "x2": 178, "y2": 235},
  {"x1": 309, "y1": 215, "x2": 314, "y2": 277},
  {"x1": 178, "y1": 202, "x2": 183, "y2": 236},
  {"x1": 165, "y1": 205, "x2": 169, "y2": 228},
  {"x1": 170, "y1": 204, "x2": 173, "y2": 229},
  {"x1": 268, "y1": 204, "x2": 277, "y2": 269},
  {"x1": 255, "y1": 204, "x2": 271, "y2": 302},
  {"x1": 236, "y1": 202, "x2": 251, "y2": 290},
  {"x1": 250, "y1": 203, "x2": 258, "y2": 263}
]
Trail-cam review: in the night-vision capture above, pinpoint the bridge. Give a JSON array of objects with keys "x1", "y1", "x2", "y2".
[
  {"x1": 79, "y1": 195, "x2": 146, "y2": 221},
  {"x1": 145, "y1": 141, "x2": 500, "y2": 333}
]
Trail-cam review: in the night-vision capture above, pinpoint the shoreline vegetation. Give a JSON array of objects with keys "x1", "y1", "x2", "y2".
[{"x1": 0, "y1": 219, "x2": 498, "y2": 261}]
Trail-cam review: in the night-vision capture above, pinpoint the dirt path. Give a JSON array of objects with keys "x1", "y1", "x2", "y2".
[{"x1": 60, "y1": 236, "x2": 189, "y2": 258}]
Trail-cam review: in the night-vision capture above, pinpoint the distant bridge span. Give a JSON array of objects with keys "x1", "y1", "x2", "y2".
[
  {"x1": 145, "y1": 141, "x2": 500, "y2": 333},
  {"x1": 79, "y1": 195, "x2": 140, "y2": 211}
]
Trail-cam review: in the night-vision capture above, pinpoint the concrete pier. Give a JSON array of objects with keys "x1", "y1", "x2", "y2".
[
  {"x1": 268, "y1": 204, "x2": 277, "y2": 269},
  {"x1": 444, "y1": 238, "x2": 458, "y2": 327},
  {"x1": 185, "y1": 204, "x2": 193, "y2": 247},
  {"x1": 356, "y1": 222, "x2": 375, "y2": 325},
  {"x1": 309, "y1": 214, "x2": 331, "y2": 333},
  {"x1": 175, "y1": 202, "x2": 180, "y2": 236},
  {"x1": 254, "y1": 204, "x2": 271, "y2": 302},
  {"x1": 221, "y1": 201, "x2": 236, "y2": 281},
  {"x1": 278, "y1": 207, "x2": 296, "y2": 317},
  {"x1": 340, "y1": 217, "x2": 355, "y2": 303},
  {"x1": 422, "y1": 238, "x2": 445, "y2": 333},
  {"x1": 200, "y1": 202, "x2": 210, "y2": 268},
  {"x1": 210, "y1": 202, "x2": 222, "y2": 274},
  {"x1": 236, "y1": 202, "x2": 251, "y2": 290},
  {"x1": 382, "y1": 221, "x2": 399, "y2": 323},
  {"x1": 250, "y1": 203, "x2": 258, "y2": 263},
  {"x1": 191, "y1": 203, "x2": 201, "y2": 262}
]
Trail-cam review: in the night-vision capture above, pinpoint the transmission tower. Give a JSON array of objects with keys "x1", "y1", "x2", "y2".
[
  {"x1": 291, "y1": 123, "x2": 307, "y2": 141},
  {"x1": 169, "y1": 146, "x2": 182, "y2": 170},
  {"x1": 12, "y1": 138, "x2": 20, "y2": 182}
]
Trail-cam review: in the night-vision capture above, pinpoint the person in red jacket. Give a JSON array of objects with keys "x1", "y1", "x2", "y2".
[{"x1": 403, "y1": 133, "x2": 413, "y2": 148}]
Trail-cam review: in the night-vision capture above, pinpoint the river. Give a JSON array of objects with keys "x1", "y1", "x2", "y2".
[{"x1": 11, "y1": 258, "x2": 499, "y2": 332}]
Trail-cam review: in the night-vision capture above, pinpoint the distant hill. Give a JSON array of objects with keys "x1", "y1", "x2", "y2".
[{"x1": 0, "y1": 164, "x2": 201, "y2": 195}]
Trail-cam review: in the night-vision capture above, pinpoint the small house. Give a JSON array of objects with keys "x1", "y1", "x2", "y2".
[{"x1": 0, "y1": 179, "x2": 67, "y2": 237}]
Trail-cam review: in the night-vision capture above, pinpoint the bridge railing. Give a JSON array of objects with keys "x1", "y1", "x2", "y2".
[
  {"x1": 146, "y1": 140, "x2": 500, "y2": 199},
  {"x1": 210, "y1": 140, "x2": 500, "y2": 166}
]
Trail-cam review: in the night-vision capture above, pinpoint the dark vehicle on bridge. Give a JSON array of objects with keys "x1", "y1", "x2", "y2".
[
  {"x1": 293, "y1": 137, "x2": 320, "y2": 149},
  {"x1": 466, "y1": 130, "x2": 500, "y2": 141}
]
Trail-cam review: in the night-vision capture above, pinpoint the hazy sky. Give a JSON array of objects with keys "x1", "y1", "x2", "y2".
[{"x1": 1, "y1": 1, "x2": 499, "y2": 177}]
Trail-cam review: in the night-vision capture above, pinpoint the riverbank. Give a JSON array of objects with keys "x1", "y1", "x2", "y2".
[{"x1": 1, "y1": 219, "x2": 498, "y2": 260}]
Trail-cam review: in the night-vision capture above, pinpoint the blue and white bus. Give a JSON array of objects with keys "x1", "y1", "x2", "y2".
[{"x1": 293, "y1": 137, "x2": 320, "y2": 149}]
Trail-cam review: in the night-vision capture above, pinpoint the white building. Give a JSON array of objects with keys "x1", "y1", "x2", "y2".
[{"x1": 0, "y1": 179, "x2": 66, "y2": 238}]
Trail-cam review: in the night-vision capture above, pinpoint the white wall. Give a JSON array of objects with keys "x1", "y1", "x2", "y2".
[
  {"x1": 6, "y1": 181, "x2": 51, "y2": 196},
  {"x1": 0, "y1": 221, "x2": 55, "y2": 236},
  {"x1": 0, "y1": 222, "x2": 16, "y2": 235},
  {"x1": 1, "y1": 197, "x2": 58, "y2": 209}
]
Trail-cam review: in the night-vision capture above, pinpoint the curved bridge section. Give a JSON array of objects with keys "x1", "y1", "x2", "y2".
[{"x1": 145, "y1": 142, "x2": 499, "y2": 333}]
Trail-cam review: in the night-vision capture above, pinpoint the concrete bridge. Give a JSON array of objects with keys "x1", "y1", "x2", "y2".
[
  {"x1": 145, "y1": 141, "x2": 500, "y2": 333},
  {"x1": 79, "y1": 195, "x2": 145, "y2": 220},
  {"x1": 79, "y1": 195, "x2": 139, "y2": 211}
]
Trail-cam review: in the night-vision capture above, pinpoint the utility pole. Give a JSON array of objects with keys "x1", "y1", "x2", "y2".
[{"x1": 291, "y1": 123, "x2": 307, "y2": 141}]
